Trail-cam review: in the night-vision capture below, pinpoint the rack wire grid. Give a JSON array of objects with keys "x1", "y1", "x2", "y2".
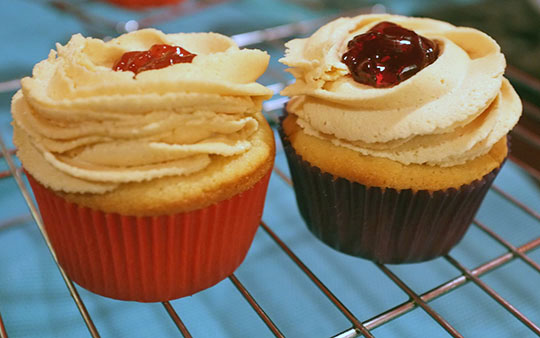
[{"x1": 2, "y1": 6, "x2": 540, "y2": 338}]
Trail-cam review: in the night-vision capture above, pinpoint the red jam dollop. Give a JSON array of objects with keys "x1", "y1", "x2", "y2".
[
  {"x1": 341, "y1": 21, "x2": 439, "y2": 88},
  {"x1": 113, "y1": 44, "x2": 196, "y2": 75}
]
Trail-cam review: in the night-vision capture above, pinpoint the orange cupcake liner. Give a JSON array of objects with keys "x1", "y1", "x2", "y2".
[{"x1": 27, "y1": 170, "x2": 271, "y2": 302}]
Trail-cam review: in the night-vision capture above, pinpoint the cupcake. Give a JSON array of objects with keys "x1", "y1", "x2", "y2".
[
  {"x1": 12, "y1": 28, "x2": 275, "y2": 301},
  {"x1": 279, "y1": 14, "x2": 521, "y2": 263}
]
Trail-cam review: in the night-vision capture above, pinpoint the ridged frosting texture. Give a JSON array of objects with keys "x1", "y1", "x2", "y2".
[
  {"x1": 280, "y1": 14, "x2": 522, "y2": 166},
  {"x1": 12, "y1": 29, "x2": 273, "y2": 194}
]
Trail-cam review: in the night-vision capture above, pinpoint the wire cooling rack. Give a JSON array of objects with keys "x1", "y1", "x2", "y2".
[{"x1": 2, "y1": 12, "x2": 540, "y2": 338}]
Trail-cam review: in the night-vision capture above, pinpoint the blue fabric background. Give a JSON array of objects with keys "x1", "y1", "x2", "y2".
[{"x1": 1, "y1": 0, "x2": 540, "y2": 337}]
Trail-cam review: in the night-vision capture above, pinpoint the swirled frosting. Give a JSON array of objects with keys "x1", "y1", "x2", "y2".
[
  {"x1": 12, "y1": 29, "x2": 273, "y2": 194},
  {"x1": 280, "y1": 14, "x2": 522, "y2": 166}
]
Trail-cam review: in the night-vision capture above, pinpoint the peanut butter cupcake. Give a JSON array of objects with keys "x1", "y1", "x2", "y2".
[
  {"x1": 279, "y1": 14, "x2": 521, "y2": 263},
  {"x1": 12, "y1": 28, "x2": 275, "y2": 301}
]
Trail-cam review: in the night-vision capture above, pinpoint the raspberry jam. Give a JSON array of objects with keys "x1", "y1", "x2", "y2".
[
  {"x1": 342, "y1": 21, "x2": 439, "y2": 88},
  {"x1": 113, "y1": 44, "x2": 196, "y2": 75}
]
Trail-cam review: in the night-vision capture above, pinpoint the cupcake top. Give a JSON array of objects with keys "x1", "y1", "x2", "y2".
[
  {"x1": 12, "y1": 29, "x2": 273, "y2": 194},
  {"x1": 280, "y1": 14, "x2": 521, "y2": 167}
]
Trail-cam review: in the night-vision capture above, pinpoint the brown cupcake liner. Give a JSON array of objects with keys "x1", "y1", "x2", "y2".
[
  {"x1": 279, "y1": 116, "x2": 501, "y2": 264},
  {"x1": 27, "y1": 170, "x2": 272, "y2": 302}
]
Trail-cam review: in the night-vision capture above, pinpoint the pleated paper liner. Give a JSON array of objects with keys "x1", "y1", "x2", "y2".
[
  {"x1": 27, "y1": 170, "x2": 271, "y2": 302},
  {"x1": 279, "y1": 117, "x2": 501, "y2": 264}
]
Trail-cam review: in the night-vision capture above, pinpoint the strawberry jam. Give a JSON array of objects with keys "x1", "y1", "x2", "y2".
[
  {"x1": 342, "y1": 21, "x2": 439, "y2": 88},
  {"x1": 113, "y1": 44, "x2": 196, "y2": 75}
]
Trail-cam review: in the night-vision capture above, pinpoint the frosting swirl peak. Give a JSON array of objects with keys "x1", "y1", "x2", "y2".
[
  {"x1": 280, "y1": 14, "x2": 521, "y2": 167},
  {"x1": 13, "y1": 29, "x2": 273, "y2": 193}
]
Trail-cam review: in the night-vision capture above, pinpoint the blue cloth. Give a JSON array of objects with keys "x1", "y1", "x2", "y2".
[{"x1": 1, "y1": 1, "x2": 540, "y2": 337}]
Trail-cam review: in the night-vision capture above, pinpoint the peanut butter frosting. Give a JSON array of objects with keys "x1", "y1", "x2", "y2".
[
  {"x1": 280, "y1": 14, "x2": 522, "y2": 167},
  {"x1": 12, "y1": 29, "x2": 273, "y2": 194}
]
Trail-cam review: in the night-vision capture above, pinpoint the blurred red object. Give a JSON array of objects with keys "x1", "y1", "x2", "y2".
[{"x1": 104, "y1": 0, "x2": 185, "y2": 9}]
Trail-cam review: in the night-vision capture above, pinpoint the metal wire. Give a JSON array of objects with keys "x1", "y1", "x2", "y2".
[
  {"x1": 375, "y1": 264, "x2": 463, "y2": 338},
  {"x1": 260, "y1": 221, "x2": 374, "y2": 338},
  {"x1": 507, "y1": 66, "x2": 540, "y2": 93},
  {"x1": 0, "y1": 164, "x2": 20, "y2": 180},
  {"x1": 0, "y1": 136, "x2": 101, "y2": 338},
  {"x1": 0, "y1": 214, "x2": 33, "y2": 231},
  {"x1": 490, "y1": 184, "x2": 540, "y2": 221},
  {"x1": 0, "y1": 148, "x2": 16, "y2": 158},
  {"x1": 473, "y1": 220, "x2": 540, "y2": 273},
  {"x1": 231, "y1": 7, "x2": 377, "y2": 48},
  {"x1": 3, "y1": 99, "x2": 540, "y2": 338},
  {"x1": 0, "y1": 148, "x2": 21, "y2": 184},
  {"x1": 3, "y1": 122, "x2": 540, "y2": 338},
  {"x1": 0, "y1": 312, "x2": 8, "y2": 338},
  {"x1": 445, "y1": 255, "x2": 540, "y2": 335},
  {"x1": 509, "y1": 156, "x2": 540, "y2": 182},
  {"x1": 356, "y1": 235, "x2": 540, "y2": 333},
  {"x1": 271, "y1": 162, "x2": 540, "y2": 336},
  {"x1": 229, "y1": 274, "x2": 285, "y2": 338},
  {"x1": 162, "y1": 302, "x2": 192, "y2": 338},
  {"x1": 3, "y1": 14, "x2": 540, "y2": 337}
]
